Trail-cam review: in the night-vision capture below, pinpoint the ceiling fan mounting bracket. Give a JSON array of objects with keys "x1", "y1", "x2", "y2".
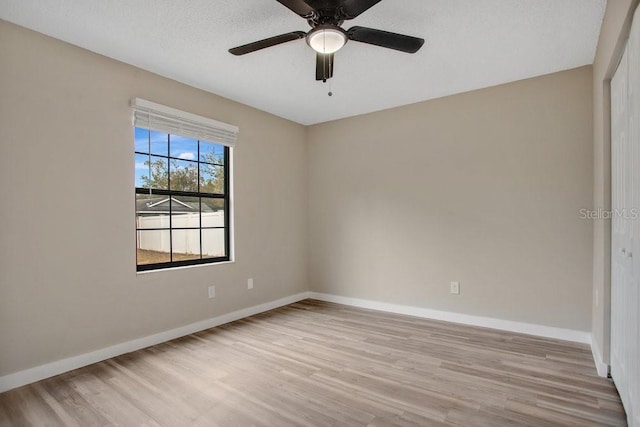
[{"x1": 307, "y1": 8, "x2": 346, "y2": 28}]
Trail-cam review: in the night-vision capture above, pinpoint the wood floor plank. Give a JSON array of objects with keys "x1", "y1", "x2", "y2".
[{"x1": 0, "y1": 299, "x2": 627, "y2": 426}]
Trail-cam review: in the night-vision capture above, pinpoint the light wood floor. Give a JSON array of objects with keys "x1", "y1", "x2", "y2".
[{"x1": 0, "y1": 300, "x2": 627, "y2": 426}]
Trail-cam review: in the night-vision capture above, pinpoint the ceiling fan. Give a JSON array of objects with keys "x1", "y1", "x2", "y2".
[{"x1": 228, "y1": 0, "x2": 425, "y2": 81}]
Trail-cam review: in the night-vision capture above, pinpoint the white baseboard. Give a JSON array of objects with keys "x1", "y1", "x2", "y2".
[
  {"x1": 0, "y1": 292, "x2": 311, "y2": 393},
  {"x1": 590, "y1": 336, "x2": 609, "y2": 377},
  {"x1": 0, "y1": 290, "x2": 604, "y2": 393},
  {"x1": 308, "y1": 292, "x2": 592, "y2": 344},
  {"x1": 310, "y1": 292, "x2": 612, "y2": 377}
]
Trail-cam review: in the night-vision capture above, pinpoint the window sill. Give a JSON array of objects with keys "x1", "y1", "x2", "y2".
[{"x1": 136, "y1": 259, "x2": 235, "y2": 275}]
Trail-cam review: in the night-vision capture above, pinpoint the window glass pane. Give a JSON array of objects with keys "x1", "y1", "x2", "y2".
[
  {"x1": 136, "y1": 155, "x2": 168, "y2": 190},
  {"x1": 135, "y1": 127, "x2": 149, "y2": 153},
  {"x1": 171, "y1": 196, "x2": 200, "y2": 228},
  {"x1": 200, "y1": 164, "x2": 224, "y2": 194},
  {"x1": 135, "y1": 153, "x2": 150, "y2": 188},
  {"x1": 201, "y1": 199, "x2": 225, "y2": 227},
  {"x1": 169, "y1": 159, "x2": 198, "y2": 192},
  {"x1": 202, "y1": 228, "x2": 226, "y2": 258},
  {"x1": 171, "y1": 229, "x2": 201, "y2": 261},
  {"x1": 200, "y1": 142, "x2": 224, "y2": 165},
  {"x1": 134, "y1": 129, "x2": 169, "y2": 156},
  {"x1": 137, "y1": 230, "x2": 170, "y2": 265},
  {"x1": 136, "y1": 194, "x2": 170, "y2": 229},
  {"x1": 149, "y1": 130, "x2": 169, "y2": 156},
  {"x1": 170, "y1": 135, "x2": 198, "y2": 160}
]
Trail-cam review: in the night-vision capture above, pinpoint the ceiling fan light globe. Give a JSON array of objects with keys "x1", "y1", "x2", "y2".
[{"x1": 307, "y1": 27, "x2": 347, "y2": 54}]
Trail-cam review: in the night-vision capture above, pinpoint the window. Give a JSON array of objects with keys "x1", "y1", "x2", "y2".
[{"x1": 132, "y1": 99, "x2": 237, "y2": 271}]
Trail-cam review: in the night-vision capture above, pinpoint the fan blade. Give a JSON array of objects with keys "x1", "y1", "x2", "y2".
[
  {"x1": 229, "y1": 31, "x2": 306, "y2": 55},
  {"x1": 341, "y1": 0, "x2": 383, "y2": 19},
  {"x1": 275, "y1": 0, "x2": 317, "y2": 18},
  {"x1": 347, "y1": 26, "x2": 424, "y2": 53},
  {"x1": 316, "y1": 53, "x2": 334, "y2": 81}
]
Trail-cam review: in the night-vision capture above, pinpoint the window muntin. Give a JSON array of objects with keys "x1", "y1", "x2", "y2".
[{"x1": 135, "y1": 127, "x2": 230, "y2": 271}]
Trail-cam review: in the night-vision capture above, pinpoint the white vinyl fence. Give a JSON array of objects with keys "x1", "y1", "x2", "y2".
[{"x1": 137, "y1": 212, "x2": 225, "y2": 256}]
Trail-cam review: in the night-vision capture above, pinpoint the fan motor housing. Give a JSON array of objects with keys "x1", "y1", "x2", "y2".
[{"x1": 306, "y1": 25, "x2": 348, "y2": 54}]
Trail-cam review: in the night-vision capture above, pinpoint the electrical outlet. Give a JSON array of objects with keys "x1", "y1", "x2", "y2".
[
  {"x1": 450, "y1": 281, "x2": 460, "y2": 295},
  {"x1": 248, "y1": 278, "x2": 254, "y2": 290},
  {"x1": 208, "y1": 285, "x2": 215, "y2": 299}
]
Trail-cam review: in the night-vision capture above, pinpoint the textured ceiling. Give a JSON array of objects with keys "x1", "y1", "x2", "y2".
[{"x1": 0, "y1": 0, "x2": 606, "y2": 125}]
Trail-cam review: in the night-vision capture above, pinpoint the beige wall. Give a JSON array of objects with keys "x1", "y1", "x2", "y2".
[
  {"x1": 0, "y1": 16, "x2": 602, "y2": 379},
  {"x1": 308, "y1": 66, "x2": 594, "y2": 331},
  {"x1": 0, "y1": 20, "x2": 308, "y2": 376},
  {"x1": 591, "y1": 0, "x2": 639, "y2": 366}
]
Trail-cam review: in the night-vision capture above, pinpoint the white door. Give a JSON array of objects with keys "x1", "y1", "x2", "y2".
[{"x1": 611, "y1": 7, "x2": 640, "y2": 426}]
